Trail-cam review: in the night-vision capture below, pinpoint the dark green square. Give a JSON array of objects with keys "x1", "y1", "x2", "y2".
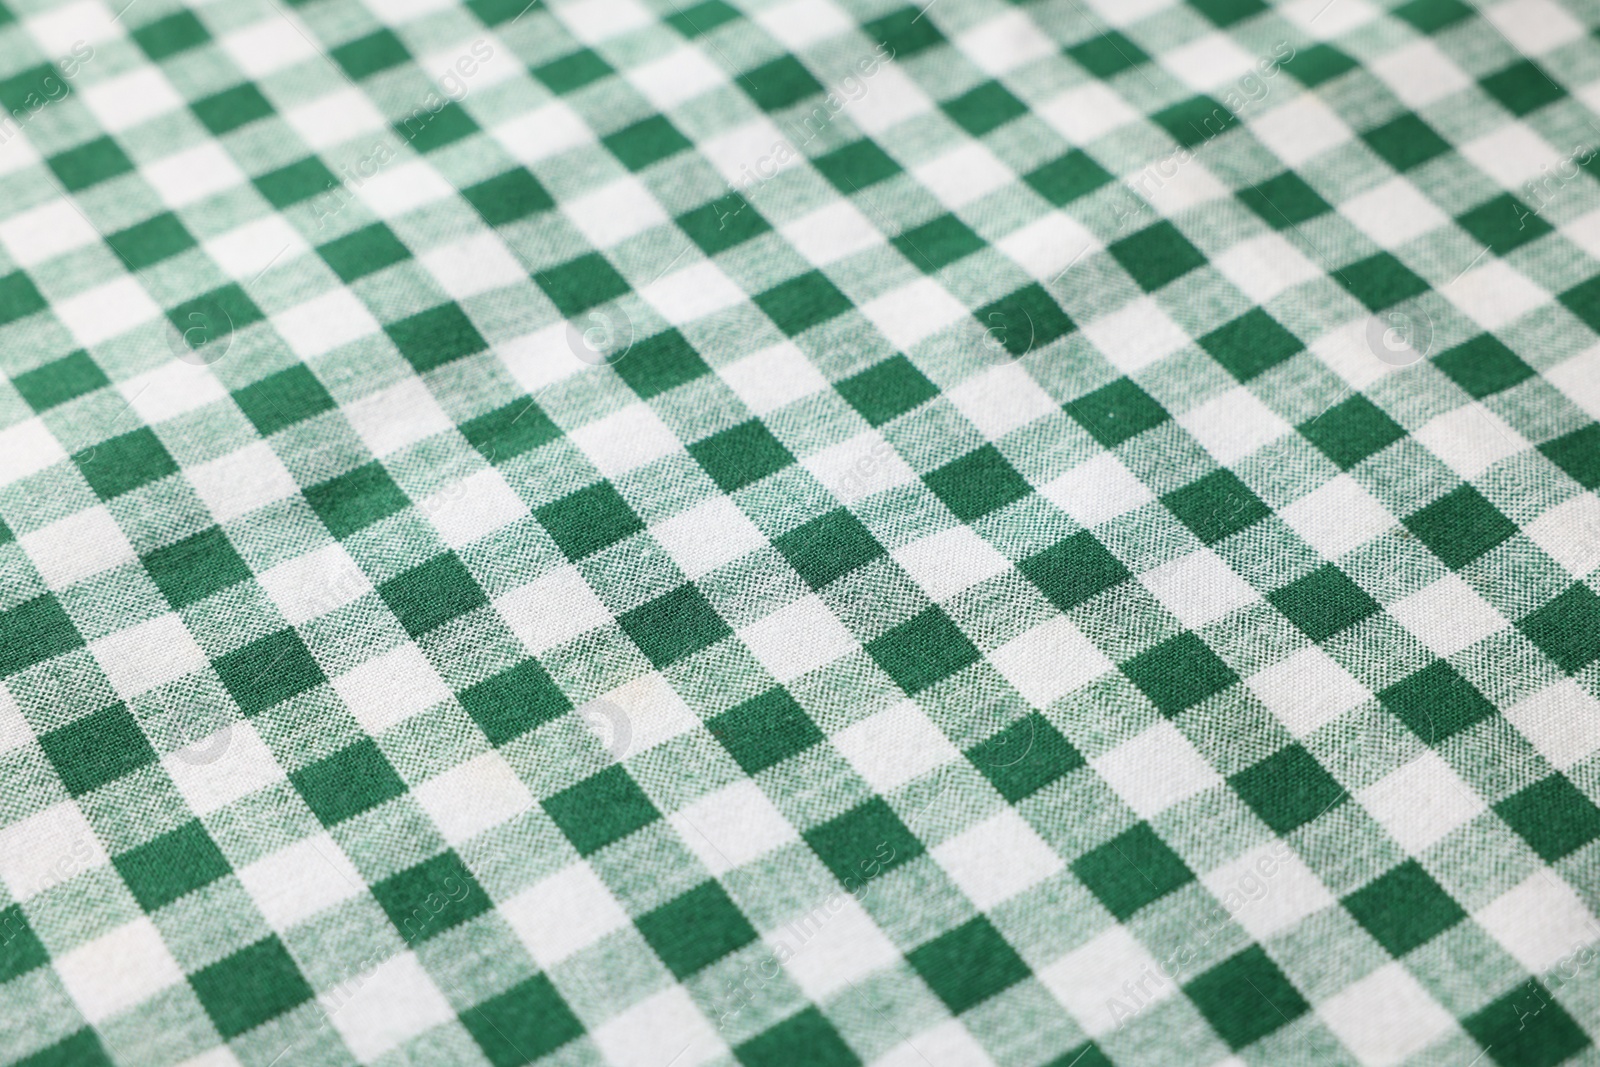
[
  {"x1": 1122, "y1": 631, "x2": 1237, "y2": 716},
  {"x1": 1151, "y1": 95, "x2": 1234, "y2": 149},
  {"x1": 814, "y1": 138, "x2": 903, "y2": 192},
  {"x1": 1458, "y1": 193, "x2": 1553, "y2": 253},
  {"x1": 305, "y1": 462, "x2": 410, "y2": 538},
  {"x1": 232, "y1": 364, "x2": 337, "y2": 436},
  {"x1": 0, "y1": 64, "x2": 67, "y2": 113},
  {"x1": 1540, "y1": 424, "x2": 1600, "y2": 489},
  {"x1": 386, "y1": 302, "x2": 487, "y2": 372},
  {"x1": 372, "y1": 851, "x2": 493, "y2": 944},
  {"x1": 462, "y1": 168, "x2": 553, "y2": 225},
  {"x1": 774, "y1": 508, "x2": 886, "y2": 589},
  {"x1": 142, "y1": 527, "x2": 251, "y2": 610},
  {"x1": 943, "y1": 80, "x2": 1026, "y2": 136},
  {"x1": 48, "y1": 136, "x2": 135, "y2": 192},
  {"x1": 317, "y1": 222, "x2": 411, "y2": 282},
  {"x1": 862, "y1": 7, "x2": 945, "y2": 56},
  {"x1": 543, "y1": 765, "x2": 658, "y2": 855},
  {"x1": 677, "y1": 191, "x2": 772, "y2": 254},
  {"x1": 968, "y1": 712, "x2": 1084, "y2": 801},
  {"x1": 0, "y1": 906, "x2": 47, "y2": 983},
  {"x1": 459, "y1": 658, "x2": 572, "y2": 745},
  {"x1": 1343, "y1": 860, "x2": 1465, "y2": 956},
  {"x1": 535, "y1": 481, "x2": 643, "y2": 561},
  {"x1": 743, "y1": 55, "x2": 825, "y2": 111},
  {"x1": 38, "y1": 704, "x2": 155, "y2": 796},
  {"x1": 1229, "y1": 744, "x2": 1345, "y2": 834},
  {"x1": 167, "y1": 283, "x2": 265, "y2": 339},
  {"x1": 1238, "y1": 171, "x2": 1332, "y2": 229},
  {"x1": 1072, "y1": 822, "x2": 1194, "y2": 920},
  {"x1": 755, "y1": 271, "x2": 852, "y2": 336},
  {"x1": 1464, "y1": 982, "x2": 1591, "y2": 1067},
  {"x1": 255, "y1": 157, "x2": 338, "y2": 208},
  {"x1": 0, "y1": 595, "x2": 83, "y2": 677},
  {"x1": 213, "y1": 629, "x2": 326, "y2": 716},
  {"x1": 132, "y1": 10, "x2": 211, "y2": 59},
  {"x1": 1404, "y1": 485, "x2": 1516, "y2": 569},
  {"x1": 603, "y1": 114, "x2": 692, "y2": 170},
  {"x1": 618, "y1": 584, "x2": 731, "y2": 668},
  {"x1": 536, "y1": 252, "x2": 630, "y2": 318},
  {"x1": 1024, "y1": 149, "x2": 1113, "y2": 206},
  {"x1": 1337, "y1": 252, "x2": 1431, "y2": 312},
  {"x1": 1067, "y1": 377, "x2": 1170, "y2": 448},
  {"x1": 291, "y1": 739, "x2": 407, "y2": 826},
  {"x1": 1269, "y1": 564, "x2": 1380, "y2": 641},
  {"x1": 1287, "y1": 44, "x2": 1359, "y2": 87},
  {"x1": 1433, "y1": 334, "x2": 1533, "y2": 399},
  {"x1": 379, "y1": 553, "x2": 488, "y2": 638},
  {"x1": 191, "y1": 82, "x2": 273, "y2": 135},
  {"x1": 976, "y1": 282, "x2": 1076, "y2": 354},
  {"x1": 1496, "y1": 774, "x2": 1600, "y2": 862},
  {"x1": 866, "y1": 607, "x2": 981, "y2": 694},
  {"x1": 467, "y1": 0, "x2": 537, "y2": 24},
  {"x1": 804, "y1": 797, "x2": 924, "y2": 886},
  {"x1": 0, "y1": 271, "x2": 44, "y2": 326},
  {"x1": 108, "y1": 212, "x2": 196, "y2": 271},
  {"x1": 1189, "y1": 0, "x2": 1266, "y2": 25},
  {"x1": 13, "y1": 350, "x2": 108, "y2": 413},
  {"x1": 14, "y1": 1032, "x2": 115, "y2": 1067},
  {"x1": 836, "y1": 354, "x2": 938, "y2": 427},
  {"x1": 1520, "y1": 583, "x2": 1600, "y2": 673},
  {"x1": 893, "y1": 214, "x2": 985, "y2": 272},
  {"x1": 736, "y1": 1008, "x2": 859, "y2": 1067},
  {"x1": 1380, "y1": 660, "x2": 1494, "y2": 743},
  {"x1": 709, "y1": 687, "x2": 823, "y2": 774},
  {"x1": 1110, "y1": 221, "x2": 1206, "y2": 290},
  {"x1": 190, "y1": 937, "x2": 314, "y2": 1039},
  {"x1": 924, "y1": 444, "x2": 1031, "y2": 522},
  {"x1": 1363, "y1": 114, "x2": 1452, "y2": 172},
  {"x1": 74, "y1": 427, "x2": 179, "y2": 500},
  {"x1": 907, "y1": 918, "x2": 1030, "y2": 1014},
  {"x1": 667, "y1": 0, "x2": 741, "y2": 36},
  {"x1": 1393, "y1": 0, "x2": 1473, "y2": 31},
  {"x1": 1019, "y1": 530, "x2": 1131, "y2": 611},
  {"x1": 112, "y1": 820, "x2": 230, "y2": 910},
  {"x1": 612, "y1": 328, "x2": 712, "y2": 399},
  {"x1": 1163, "y1": 469, "x2": 1270, "y2": 544},
  {"x1": 1183, "y1": 946, "x2": 1309, "y2": 1050},
  {"x1": 332, "y1": 28, "x2": 410, "y2": 79},
  {"x1": 1481, "y1": 60, "x2": 1565, "y2": 116},
  {"x1": 534, "y1": 48, "x2": 613, "y2": 93},
  {"x1": 637, "y1": 880, "x2": 759, "y2": 978},
  {"x1": 462, "y1": 976, "x2": 584, "y2": 1067},
  {"x1": 1199, "y1": 308, "x2": 1303, "y2": 382},
  {"x1": 689, "y1": 420, "x2": 795, "y2": 492},
  {"x1": 1067, "y1": 31, "x2": 1150, "y2": 77},
  {"x1": 1563, "y1": 275, "x2": 1600, "y2": 333},
  {"x1": 399, "y1": 102, "x2": 480, "y2": 154},
  {"x1": 1298, "y1": 394, "x2": 1405, "y2": 469}
]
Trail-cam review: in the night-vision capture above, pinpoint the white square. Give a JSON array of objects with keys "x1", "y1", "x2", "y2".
[
  {"x1": 1204, "y1": 843, "x2": 1334, "y2": 939},
  {"x1": 912, "y1": 143, "x2": 1012, "y2": 209},
  {"x1": 1162, "y1": 34, "x2": 1261, "y2": 90},
  {"x1": 1340, "y1": 178, "x2": 1450, "y2": 250},
  {"x1": 564, "y1": 177, "x2": 668, "y2": 248},
  {"x1": 1485, "y1": 0, "x2": 1586, "y2": 54},
  {"x1": 423, "y1": 468, "x2": 528, "y2": 549},
  {"x1": 501, "y1": 862, "x2": 630, "y2": 966},
  {"x1": 1177, "y1": 387, "x2": 1291, "y2": 465},
  {"x1": 272, "y1": 289, "x2": 382, "y2": 359},
  {"x1": 91, "y1": 614, "x2": 209, "y2": 700},
  {"x1": 772, "y1": 895, "x2": 900, "y2": 1001},
  {"x1": 0, "y1": 686, "x2": 32, "y2": 755},
  {"x1": 0, "y1": 801, "x2": 108, "y2": 901},
  {"x1": 1282, "y1": 0, "x2": 1378, "y2": 36},
  {"x1": 1212, "y1": 232, "x2": 1322, "y2": 305},
  {"x1": 218, "y1": 14, "x2": 322, "y2": 77},
  {"x1": 0, "y1": 418, "x2": 66, "y2": 487},
  {"x1": 121, "y1": 360, "x2": 228, "y2": 425},
  {"x1": 738, "y1": 595, "x2": 858, "y2": 682},
  {"x1": 804, "y1": 430, "x2": 919, "y2": 502},
  {"x1": 1412, "y1": 405, "x2": 1528, "y2": 478},
  {"x1": 414, "y1": 751, "x2": 535, "y2": 845},
  {"x1": 1370, "y1": 40, "x2": 1472, "y2": 109},
  {"x1": 1547, "y1": 345, "x2": 1600, "y2": 421},
  {"x1": 1504, "y1": 680, "x2": 1600, "y2": 771},
  {"x1": 1248, "y1": 95, "x2": 1352, "y2": 167},
  {"x1": 21, "y1": 506, "x2": 135, "y2": 589},
  {"x1": 1247, "y1": 646, "x2": 1370, "y2": 737},
  {"x1": 718, "y1": 342, "x2": 828, "y2": 416},
  {"x1": 1040, "y1": 926, "x2": 1173, "y2": 1035},
  {"x1": 1356, "y1": 750, "x2": 1484, "y2": 853},
  {"x1": 257, "y1": 542, "x2": 373, "y2": 627},
  {"x1": 1318, "y1": 962, "x2": 1459, "y2": 1065},
  {"x1": 893, "y1": 526, "x2": 1011, "y2": 602},
  {"x1": 1037, "y1": 82, "x2": 1140, "y2": 144},
  {"x1": 1039, "y1": 452, "x2": 1154, "y2": 526},
  {"x1": 285, "y1": 88, "x2": 389, "y2": 149},
  {"x1": 874, "y1": 1022, "x2": 995, "y2": 1067},
  {"x1": 322, "y1": 952, "x2": 456, "y2": 1062},
  {"x1": 238, "y1": 835, "x2": 365, "y2": 931},
  {"x1": 1081, "y1": 0, "x2": 1174, "y2": 25},
  {"x1": 186, "y1": 441, "x2": 300, "y2": 526},
  {"x1": 355, "y1": 161, "x2": 456, "y2": 218},
  {"x1": 696, "y1": 117, "x2": 793, "y2": 184},
  {"x1": 342, "y1": 377, "x2": 456, "y2": 458},
  {"x1": 553, "y1": 0, "x2": 655, "y2": 42},
  {"x1": 332, "y1": 642, "x2": 452, "y2": 735},
  {"x1": 1091, "y1": 720, "x2": 1222, "y2": 819},
  {"x1": 627, "y1": 46, "x2": 726, "y2": 111},
  {"x1": 932, "y1": 808, "x2": 1063, "y2": 910},
  {"x1": 420, "y1": 234, "x2": 525, "y2": 301},
  {"x1": 1279, "y1": 474, "x2": 1394, "y2": 559},
  {"x1": 841, "y1": 63, "x2": 931, "y2": 134},
  {"x1": 497, "y1": 567, "x2": 612, "y2": 652},
  {"x1": 781, "y1": 201, "x2": 882, "y2": 266},
  {"x1": 163, "y1": 720, "x2": 285, "y2": 816},
  {"x1": 53, "y1": 277, "x2": 161, "y2": 349},
  {"x1": 1526, "y1": 493, "x2": 1600, "y2": 576},
  {"x1": 1443, "y1": 261, "x2": 1547, "y2": 332},
  {"x1": 1477, "y1": 872, "x2": 1600, "y2": 975},
  {"x1": 598, "y1": 672, "x2": 699, "y2": 754},
  {"x1": 990, "y1": 616, "x2": 1115, "y2": 708},
  {"x1": 24, "y1": 0, "x2": 122, "y2": 53},
  {"x1": 1140, "y1": 547, "x2": 1260, "y2": 628},
  {"x1": 1139, "y1": 158, "x2": 1232, "y2": 217},
  {"x1": 1081, "y1": 297, "x2": 1190, "y2": 373},
  {"x1": 54, "y1": 918, "x2": 182, "y2": 1023},
  {"x1": 568, "y1": 403, "x2": 682, "y2": 477},
  {"x1": 0, "y1": 198, "x2": 100, "y2": 266},
  {"x1": 650, "y1": 497, "x2": 767, "y2": 580},
  {"x1": 998, "y1": 212, "x2": 1100, "y2": 282},
  {"x1": 1459, "y1": 125, "x2": 1561, "y2": 189},
  {"x1": 955, "y1": 10, "x2": 1056, "y2": 75},
  {"x1": 669, "y1": 779, "x2": 798, "y2": 876},
  {"x1": 492, "y1": 101, "x2": 594, "y2": 166},
  {"x1": 1386, "y1": 575, "x2": 1506, "y2": 658},
  {"x1": 753, "y1": 0, "x2": 853, "y2": 48},
  {"x1": 591, "y1": 986, "x2": 727, "y2": 1067},
  {"x1": 640, "y1": 260, "x2": 748, "y2": 327},
  {"x1": 858, "y1": 277, "x2": 969, "y2": 350},
  {"x1": 832, "y1": 701, "x2": 959, "y2": 792},
  {"x1": 947, "y1": 364, "x2": 1058, "y2": 440},
  {"x1": 204, "y1": 216, "x2": 306, "y2": 281},
  {"x1": 144, "y1": 143, "x2": 248, "y2": 209}
]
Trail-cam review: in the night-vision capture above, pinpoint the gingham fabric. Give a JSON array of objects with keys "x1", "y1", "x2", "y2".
[{"x1": 3, "y1": 0, "x2": 1600, "y2": 1062}]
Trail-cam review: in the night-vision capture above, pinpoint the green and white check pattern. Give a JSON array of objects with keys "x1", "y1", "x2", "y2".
[{"x1": 1, "y1": 0, "x2": 1600, "y2": 1061}]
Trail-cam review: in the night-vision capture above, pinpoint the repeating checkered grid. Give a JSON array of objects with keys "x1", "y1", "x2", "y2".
[{"x1": 0, "y1": 0, "x2": 1599, "y2": 1062}]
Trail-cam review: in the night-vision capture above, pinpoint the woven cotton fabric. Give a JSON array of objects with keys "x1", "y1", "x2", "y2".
[{"x1": 3, "y1": 0, "x2": 1600, "y2": 1062}]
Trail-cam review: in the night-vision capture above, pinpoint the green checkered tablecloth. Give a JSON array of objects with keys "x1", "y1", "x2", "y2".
[{"x1": 3, "y1": 0, "x2": 1600, "y2": 1061}]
